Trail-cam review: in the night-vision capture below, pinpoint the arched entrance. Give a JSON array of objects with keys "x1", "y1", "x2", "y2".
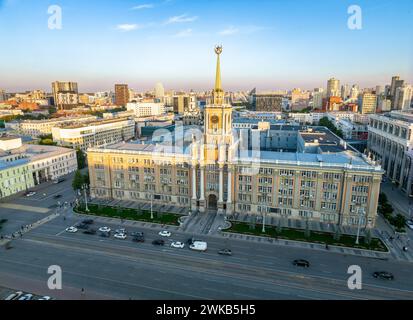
[{"x1": 207, "y1": 194, "x2": 218, "y2": 210}]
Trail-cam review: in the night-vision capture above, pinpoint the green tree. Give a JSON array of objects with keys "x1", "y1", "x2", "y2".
[
  {"x1": 392, "y1": 214, "x2": 406, "y2": 229},
  {"x1": 82, "y1": 172, "x2": 90, "y2": 186},
  {"x1": 72, "y1": 170, "x2": 84, "y2": 191},
  {"x1": 334, "y1": 227, "x2": 341, "y2": 241},
  {"x1": 76, "y1": 149, "x2": 86, "y2": 169},
  {"x1": 378, "y1": 193, "x2": 388, "y2": 205}
]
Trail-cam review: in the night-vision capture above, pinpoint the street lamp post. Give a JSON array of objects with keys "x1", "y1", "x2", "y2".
[
  {"x1": 355, "y1": 207, "x2": 365, "y2": 245},
  {"x1": 83, "y1": 184, "x2": 89, "y2": 212},
  {"x1": 150, "y1": 189, "x2": 154, "y2": 220}
]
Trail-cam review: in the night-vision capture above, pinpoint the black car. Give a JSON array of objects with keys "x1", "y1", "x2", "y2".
[
  {"x1": 76, "y1": 223, "x2": 89, "y2": 230},
  {"x1": 218, "y1": 249, "x2": 232, "y2": 256},
  {"x1": 100, "y1": 231, "x2": 110, "y2": 238},
  {"x1": 82, "y1": 219, "x2": 94, "y2": 225},
  {"x1": 373, "y1": 271, "x2": 394, "y2": 280},
  {"x1": 53, "y1": 194, "x2": 62, "y2": 199},
  {"x1": 131, "y1": 232, "x2": 144, "y2": 237},
  {"x1": 152, "y1": 239, "x2": 165, "y2": 246},
  {"x1": 293, "y1": 259, "x2": 310, "y2": 268},
  {"x1": 132, "y1": 235, "x2": 145, "y2": 243},
  {"x1": 83, "y1": 228, "x2": 97, "y2": 235}
]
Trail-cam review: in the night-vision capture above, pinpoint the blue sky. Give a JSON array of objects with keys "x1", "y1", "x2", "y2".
[{"x1": 0, "y1": 0, "x2": 412, "y2": 92}]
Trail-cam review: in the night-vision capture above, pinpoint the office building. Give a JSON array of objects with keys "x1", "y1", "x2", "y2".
[
  {"x1": 115, "y1": 84, "x2": 130, "y2": 107},
  {"x1": 87, "y1": 47, "x2": 382, "y2": 229},
  {"x1": 358, "y1": 93, "x2": 377, "y2": 114},
  {"x1": 327, "y1": 78, "x2": 340, "y2": 98},
  {"x1": 52, "y1": 81, "x2": 79, "y2": 110}
]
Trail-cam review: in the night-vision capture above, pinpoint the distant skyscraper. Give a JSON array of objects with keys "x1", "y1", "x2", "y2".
[
  {"x1": 350, "y1": 84, "x2": 359, "y2": 100},
  {"x1": 0, "y1": 89, "x2": 6, "y2": 102},
  {"x1": 394, "y1": 85, "x2": 413, "y2": 110},
  {"x1": 115, "y1": 84, "x2": 129, "y2": 107},
  {"x1": 375, "y1": 85, "x2": 383, "y2": 95},
  {"x1": 389, "y1": 76, "x2": 405, "y2": 109},
  {"x1": 358, "y1": 92, "x2": 377, "y2": 114},
  {"x1": 341, "y1": 84, "x2": 350, "y2": 100},
  {"x1": 327, "y1": 78, "x2": 340, "y2": 97},
  {"x1": 155, "y1": 82, "x2": 165, "y2": 99},
  {"x1": 52, "y1": 81, "x2": 79, "y2": 110},
  {"x1": 312, "y1": 88, "x2": 324, "y2": 109}
]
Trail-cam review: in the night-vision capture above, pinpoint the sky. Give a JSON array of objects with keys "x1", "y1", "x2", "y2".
[{"x1": 0, "y1": 0, "x2": 412, "y2": 93}]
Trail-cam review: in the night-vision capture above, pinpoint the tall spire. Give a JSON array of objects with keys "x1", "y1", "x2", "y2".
[{"x1": 213, "y1": 45, "x2": 224, "y2": 105}]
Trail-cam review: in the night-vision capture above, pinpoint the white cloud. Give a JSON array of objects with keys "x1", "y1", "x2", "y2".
[
  {"x1": 116, "y1": 24, "x2": 142, "y2": 32},
  {"x1": 165, "y1": 14, "x2": 198, "y2": 24},
  {"x1": 173, "y1": 28, "x2": 193, "y2": 38},
  {"x1": 131, "y1": 4, "x2": 154, "y2": 10},
  {"x1": 218, "y1": 25, "x2": 267, "y2": 36},
  {"x1": 218, "y1": 26, "x2": 239, "y2": 36}
]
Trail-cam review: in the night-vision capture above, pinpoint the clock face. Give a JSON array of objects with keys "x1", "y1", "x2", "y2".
[{"x1": 211, "y1": 115, "x2": 219, "y2": 124}]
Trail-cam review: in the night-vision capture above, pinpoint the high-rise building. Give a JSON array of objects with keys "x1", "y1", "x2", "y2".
[
  {"x1": 350, "y1": 85, "x2": 359, "y2": 100},
  {"x1": 155, "y1": 82, "x2": 165, "y2": 99},
  {"x1": 173, "y1": 94, "x2": 190, "y2": 114},
  {"x1": 115, "y1": 84, "x2": 129, "y2": 107},
  {"x1": 327, "y1": 78, "x2": 340, "y2": 98},
  {"x1": 341, "y1": 84, "x2": 350, "y2": 100},
  {"x1": 389, "y1": 76, "x2": 405, "y2": 109},
  {"x1": 394, "y1": 85, "x2": 413, "y2": 110},
  {"x1": 375, "y1": 85, "x2": 383, "y2": 96},
  {"x1": 52, "y1": 81, "x2": 79, "y2": 110},
  {"x1": 0, "y1": 89, "x2": 6, "y2": 102},
  {"x1": 250, "y1": 92, "x2": 283, "y2": 111},
  {"x1": 358, "y1": 92, "x2": 377, "y2": 114},
  {"x1": 312, "y1": 88, "x2": 324, "y2": 110}
]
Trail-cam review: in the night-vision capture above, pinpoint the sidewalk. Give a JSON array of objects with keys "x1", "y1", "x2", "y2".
[
  {"x1": 221, "y1": 231, "x2": 392, "y2": 260},
  {"x1": 0, "y1": 213, "x2": 60, "y2": 247}
]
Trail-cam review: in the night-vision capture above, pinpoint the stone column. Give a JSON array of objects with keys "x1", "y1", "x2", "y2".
[
  {"x1": 192, "y1": 165, "x2": 197, "y2": 200},
  {"x1": 200, "y1": 166, "x2": 205, "y2": 201},
  {"x1": 218, "y1": 166, "x2": 224, "y2": 203},
  {"x1": 226, "y1": 166, "x2": 233, "y2": 215}
]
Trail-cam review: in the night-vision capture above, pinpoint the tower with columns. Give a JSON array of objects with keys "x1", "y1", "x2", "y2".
[{"x1": 191, "y1": 46, "x2": 234, "y2": 215}]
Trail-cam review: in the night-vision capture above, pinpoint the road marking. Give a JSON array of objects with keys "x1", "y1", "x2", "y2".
[{"x1": 0, "y1": 203, "x2": 50, "y2": 213}]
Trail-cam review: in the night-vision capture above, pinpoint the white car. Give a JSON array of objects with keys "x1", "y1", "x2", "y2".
[
  {"x1": 99, "y1": 227, "x2": 111, "y2": 233},
  {"x1": 115, "y1": 228, "x2": 127, "y2": 234},
  {"x1": 406, "y1": 220, "x2": 413, "y2": 230},
  {"x1": 158, "y1": 230, "x2": 171, "y2": 237},
  {"x1": 65, "y1": 226, "x2": 78, "y2": 233},
  {"x1": 171, "y1": 241, "x2": 185, "y2": 249},
  {"x1": 18, "y1": 293, "x2": 33, "y2": 300},
  {"x1": 38, "y1": 296, "x2": 52, "y2": 300},
  {"x1": 114, "y1": 233, "x2": 127, "y2": 240},
  {"x1": 25, "y1": 192, "x2": 36, "y2": 197}
]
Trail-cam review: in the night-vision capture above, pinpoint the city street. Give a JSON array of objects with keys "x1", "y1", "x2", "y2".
[{"x1": 1, "y1": 179, "x2": 413, "y2": 300}]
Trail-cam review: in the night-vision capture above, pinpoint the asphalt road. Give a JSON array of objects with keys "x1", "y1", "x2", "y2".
[{"x1": 1, "y1": 177, "x2": 413, "y2": 300}]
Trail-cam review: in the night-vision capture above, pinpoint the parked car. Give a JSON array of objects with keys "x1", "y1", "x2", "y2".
[
  {"x1": 152, "y1": 239, "x2": 165, "y2": 246},
  {"x1": 218, "y1": 248, "x2": 232, "y2": 256},
  {"x1": 53, "y1": 194, "x2": 62, "y2": 199},
  {"x1": 18, "y1": 293, "x2": 33, "y2": 300},
  {"x1": 4, "y1": 291, "x2": 23, "y2": 300},
  {"x1": 99, "y1": 227, "x2": 111, "y2": 233},
  {"x1": 76, "y1": 223, "x2": 89, "y2": 230},
  {"x1": 82, "y1": 219, "x2": 94, "y2": 225},
  {"x1": 171, "y1": 241, "x2": 185, "y2": 249},
  {"x1": 293, "y1": 259, "x2": 310, "y2": 268},
  {"x1": 132, "y1": 235, "x2": 145, "y2": 243},
  {"x1": 131, "y1": 232, "x2": 144, "y2": 237},
  {"x1": 115, "y1": 228, "x2": 127, "y2": 235},
  {"x1": 83, "y1": 228, "x2": 97, "y2": 235},
  {"x1": 100, "y1": 231, "x2": 110, "y2": 238},
  {"x1": 406, "y1": 220, "x2": 413, "y2": 230},
  {"x1": 373, "y1": 271, "x2": 394, "y2": 280},
  {"x1": 25, "y1": 191, "x2": 36, "y2": 197},
  {"x1": 65, "y1": 226, "x2": 78, "y2": 233},
  {"x1": 159, "y1": 230, "x2": 171, "y2": 237},
  {"x1": 114, "y1": 233, "x2": 127, "y2": 240}
]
